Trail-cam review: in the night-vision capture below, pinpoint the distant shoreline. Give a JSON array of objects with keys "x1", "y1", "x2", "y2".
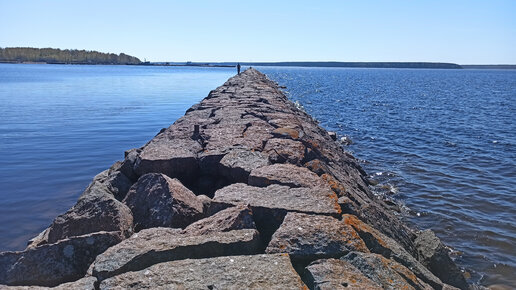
[
  {"x1": 461, "y1": 65, "x2": 516, "y2": 69},
  {"x1": 0, "y1": 47, "x2": 141, "y2": 65},
  {"x1": 151, "y1": 61, "x2": 464, "y2": 69},
  {"x1": 2, "y1": 61, "x2": 515, "y2": 70},
  {"x1": 0, "y1": 61, "x2": 234, "y2": 68}
]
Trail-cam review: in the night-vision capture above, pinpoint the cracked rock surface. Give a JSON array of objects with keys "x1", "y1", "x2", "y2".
[
  {"x1": 0, "y1": 68, "x2": 468, "y2": 289},
  {"x1": 99, "y1": 254, "x2": 305, "y2": 290}
]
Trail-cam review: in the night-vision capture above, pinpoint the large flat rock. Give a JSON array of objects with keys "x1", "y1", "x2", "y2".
[
  {"x1": 266, "y1": 212, "x2": 369, "y2": 262},
  {"x1": 90, "y1": 228, "x2": 261, "y2": 280},
  {"x1": 212, "y1": 183, "x2": 341, "y2": 216},
  {"x1": 99, "y1": 254, "x2": 306, "y2": 289},
  {"x1": 133, "y1": 134, "x2": 202, "y2": 184},
  {"x1": 0, "y1": 232, "x2": 122, "y2": 287},
  {"x1": 248, "y1": 163, "x2": 327, "y2": 188},
  {"x1": 211, "y1": 183, "x2": 341, "y2": 241}
]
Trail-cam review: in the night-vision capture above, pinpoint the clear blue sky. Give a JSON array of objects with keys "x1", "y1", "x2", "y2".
[{"x1": 1, "y1": 0, "x2": 514, "y2": 64}]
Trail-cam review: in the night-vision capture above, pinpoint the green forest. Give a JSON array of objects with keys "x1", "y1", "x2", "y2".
[{"x1": 0, "y1": 47, "x2": 141, "y2": 65}]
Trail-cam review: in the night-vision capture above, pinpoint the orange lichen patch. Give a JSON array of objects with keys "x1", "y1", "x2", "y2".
[
  {"x1": 279, "y1": 244, "x2": 286, "y2": 250},
  {"x1": 327, "y1": 192, "x2": 342, "y2": 215},
  {"x1": 389, "y1": 261, "x2": 419, "y2": 284},
  {"x1": 378, "y1": 256, "x2": 392, "y2": 269},
  {"x1": 349, "y1": 230, "x2": 369, "y2": 252},
  {"x1": 343, "y1": 214, "x2": 388, "y2": 248},
  {"x1": 341, "y1": 226, "x2": 369, "y2": 253},
  {"x1": 321, "y1": 173, "x2": 347, "y2": 197},
  {"x1": 373, "y1": 256, "x2": 419, "y2": 289},
  {"x1": 272, "y1": 127, "x2": 300, "y2": 139},
  {"x1": 342, "y1": 214, "x2": 366, "y2": 231}
]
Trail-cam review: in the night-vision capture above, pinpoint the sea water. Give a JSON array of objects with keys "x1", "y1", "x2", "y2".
[{"x1": 0, "y1": 64, "x2": 514, "y2": 286}]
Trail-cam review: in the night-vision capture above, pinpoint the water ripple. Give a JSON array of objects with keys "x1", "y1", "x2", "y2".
[{"x1": 261, "y1": 66, "x2": 516, "y2": 287}]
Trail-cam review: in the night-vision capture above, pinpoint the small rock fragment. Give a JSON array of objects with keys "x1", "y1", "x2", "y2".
[
  {"x1": 304, "y1": 258, "x2": 382, "y2": 290},
  {"x1": 340, "y1": 136, "x2": 352, "y2": 145},
  {"x1": 327, "y1": 131, "x2": 337, "y2": 141},
  {"x1": 196, "y1": 194, "x2": 212, "y2": 215},
  {"x1": 414, "y1": 230, "x2": 469, "y2": 289},
  {"x1": 183, "y1": 205, "x2": 255, "y2": 235}
]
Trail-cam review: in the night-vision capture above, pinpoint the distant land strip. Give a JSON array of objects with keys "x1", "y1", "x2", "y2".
[
  {"x1": 0, "y1": 47, "x2": 141, "y2": 65},
  {"x1": 2, "y1": 47, "x2": 513, "y2": 69},
  {"x1": 153, "y1": 61, "x2": 463, "y2": 69},
  {"x1": 154, "y1": 62, "x2": 516, "y2": 69},
  {"x1": 461, "y1": 65, "x2": 516, "y2": 69},
  {"x1": 234, "y1": 61, "x2": 462, "y2": 69}
]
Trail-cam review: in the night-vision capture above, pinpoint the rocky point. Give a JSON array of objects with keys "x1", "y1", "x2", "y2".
[{"x1": 0, "y1": 68, "x2": 468, "y2": 289}]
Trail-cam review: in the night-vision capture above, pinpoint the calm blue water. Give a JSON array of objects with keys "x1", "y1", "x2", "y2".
[
  {"x1": 0, "y1": 64, "x2": 514, "y2": 287},
  {"x1": 0, "y1": 63, "x2": 234, "y2": 249}
]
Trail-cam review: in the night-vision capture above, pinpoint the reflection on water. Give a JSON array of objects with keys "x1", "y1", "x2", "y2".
[{"x1": 0, "y1": 63, "x2": 234, "y2": 250}]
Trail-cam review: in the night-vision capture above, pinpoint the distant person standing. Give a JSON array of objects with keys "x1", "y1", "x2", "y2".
[{"x1": 237, "y1": 63, "x2": 241, "y2": 74}]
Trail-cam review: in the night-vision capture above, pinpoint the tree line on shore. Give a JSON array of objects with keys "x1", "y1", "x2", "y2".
[{"x1": 0, "y1": 47, "x2": 141, "y2": 65}]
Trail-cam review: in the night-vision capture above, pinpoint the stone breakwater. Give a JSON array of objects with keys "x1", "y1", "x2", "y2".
[{"x1": 0, "y1": 68, "x2": 469, "y2": 289}]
